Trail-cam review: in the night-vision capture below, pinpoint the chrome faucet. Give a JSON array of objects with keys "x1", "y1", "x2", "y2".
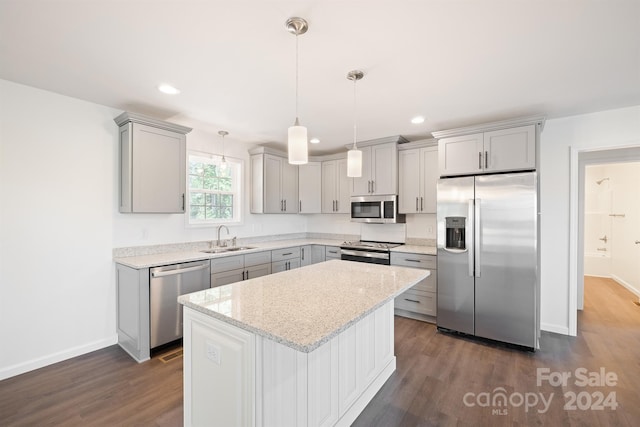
[{"x1": 216, "y1": 225, "x2": 229, "y2": 247}]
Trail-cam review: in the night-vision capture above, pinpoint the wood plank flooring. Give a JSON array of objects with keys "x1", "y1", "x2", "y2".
[{"x1": 1, "y1": 276, "x2": 638, "y2": 426}]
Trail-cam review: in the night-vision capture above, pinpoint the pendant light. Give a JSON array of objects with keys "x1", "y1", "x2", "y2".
[
  {"x1": 218, "y1": 130, "x2": 228, "y2": 172},
  {"x1": 285, "y1": 17, "x2": 309, "y2": 165},
  {"x1": 347, "y1": 70, "x2": 364, "y2": 177}
]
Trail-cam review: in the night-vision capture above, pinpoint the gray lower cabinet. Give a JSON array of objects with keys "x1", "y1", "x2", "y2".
[
  {"x1": 311, "y1": 245, "x2": 326, "y2": 263},
  {"x1": 391, "y1": 252, "x2": 437, "y2": 322},
  {"x1": 300, "y1": 245, "x2": 312, "y2": 266},
  {"x1": 211, "y1": 251, "x2": 272, "y2": 288},
  {"x1": 325, "y1": 246, "x2": 341, "y2": 260},
  {"x1": 271, "y1": 246, "x2": 301, "y2": 272}
]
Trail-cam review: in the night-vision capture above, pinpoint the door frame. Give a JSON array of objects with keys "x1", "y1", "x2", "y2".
[{"x1": 569, "y1": 144, "x2": 640, "y2": 335}]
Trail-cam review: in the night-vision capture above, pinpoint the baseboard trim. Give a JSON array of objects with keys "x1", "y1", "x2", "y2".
[
  {"x1": 0, "y1": 335, "x2": 118, "y2": 381},
  {"x1": 541, "y1": 323, "x2": 570, "y2": 336},
  {"x1": 611, "y1": 274, "x2": 640, "y2": 298}
]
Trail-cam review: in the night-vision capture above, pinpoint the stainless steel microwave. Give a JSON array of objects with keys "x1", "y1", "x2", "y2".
[{"x1": 350, "y1": 195, "x2": 406, "y2": 223}]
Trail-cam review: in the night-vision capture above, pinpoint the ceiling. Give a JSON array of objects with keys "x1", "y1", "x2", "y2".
[{"x1": 1, "y1": 0, "x2": 639, "y2": 155}]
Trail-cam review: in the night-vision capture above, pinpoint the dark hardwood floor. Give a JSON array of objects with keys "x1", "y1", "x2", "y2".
[{"x1": 1, "y1": 276, "x2": 638, "y2": 426}]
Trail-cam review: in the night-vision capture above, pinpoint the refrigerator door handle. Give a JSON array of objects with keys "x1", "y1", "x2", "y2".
[
  {"x1": 475, "y1": 198, "x2": 481, "y2": 278},
  {"x1": 467, "y1": 199, "x2": 474, "y2": 277}
]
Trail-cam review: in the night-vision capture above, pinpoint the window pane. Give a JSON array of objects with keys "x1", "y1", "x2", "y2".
[
  {"x1": 190, "y1": 206, "x2": 205, "y2": 220},
  {"x1": 189, "y1": 162, "x2": 204, "y2": 175},
  {"x1": 205, "y1": 206, "x2": 215, "y2": 219},
  {"x1": 221, "y1": 194, "x2": 233, "y2": 206},
  {"x1": 219, "y1": 177, "x2": 232, "y2": 191},
  {"x1": 191, "y1": 192, "x2": 204, "y2": 205},
  {"x1": 189, "y1": 175, "x2": 203, "y2": 189}
]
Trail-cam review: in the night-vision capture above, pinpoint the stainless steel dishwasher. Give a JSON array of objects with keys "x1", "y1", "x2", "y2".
[{"x1": 149, "y1": 260, "x2": 210, "y2": 348}]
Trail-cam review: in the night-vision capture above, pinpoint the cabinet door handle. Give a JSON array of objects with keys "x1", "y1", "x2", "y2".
[
  {"x1": 333, "y1": 200, "x2": 336, "y2": 212},
  {"x1": 280, "y1": 200, "x2": 283, "y2": 211},
  {"x1": 336, "y1": 200, "x2": 339, "y2": 212},
  {"x1": 181, "y1": 193, "x2": 185, "y2": 211},
  {"x1": 405, "y1": 259, "x2": 422, "y2": 263},
  {"x1": 416, "y1": 197, "x2": 419, "y2": 211},
  {"x1": 299, "y1": 200, "x2": 302, "y2": 212},
  {"x1": 368, "y1": 181, "x2": 371, "y2": 193},
  {"x1": 242, "y1": 270, "x2": 246, "y2": 280},
  {"x1": 478, "y1": 152, "x2": 482, "y2": 169},
  {"x1": 301, "y1": 248, "x2": 305, "y2": 260},
  {"x1": 245, "y1": 270, "x2": 249, "y2": 280},
  {"x1": 284, "y1": 199, "x2": 287, "y2": 211},
  {"x1": 404, "y1": 298, "x2": 420, "y2": 303},
  {"x1": 282, "y1": 252, "x2": 293, "y2": 256},
  {"x1": 421, "y1": 197, "x2": 424, "y2": 211},
  {"x1": 485, "y1": 151, "x2": 488, "y2": 169}
]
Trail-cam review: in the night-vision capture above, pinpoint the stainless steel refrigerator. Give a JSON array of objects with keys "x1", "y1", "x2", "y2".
[{"x1": 436, "y1": 172, "x2": 539, "y2": 349}]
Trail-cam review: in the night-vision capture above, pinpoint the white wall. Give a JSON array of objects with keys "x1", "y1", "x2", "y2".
[
  {"x1": 0, "y1": 80, "x2": 309, "y2": 379},
  {"x1": 0, "y1": 80, "x2": 120, "y2": 379},
  {"x1": 539, "y1": 105, "x2": 640, "y2": 335}
]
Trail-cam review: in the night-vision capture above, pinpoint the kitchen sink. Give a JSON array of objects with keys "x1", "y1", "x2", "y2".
[{"x1": 201, "y1": 246, "x2": 256, "y2": 254}]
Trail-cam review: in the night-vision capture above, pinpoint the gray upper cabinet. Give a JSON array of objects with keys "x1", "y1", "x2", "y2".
[
  {"x1": 398, "y1": 141, "x2": 438, "y2": 214},
  {"x1": 434, "y1": 118, "x2": 543, "y2": 178},
  {"x1": 351, "y1": 141, "x2": 399, "y2": 196},
  {"x1": 115, "y1": 112, "x2": 191, "y2": 213},
  {"x1": 251, "y1": 150, "x2": 299, "y2": 214},
  {"x1": 299, "y1": 162, "x2": 322, "y2": 214},
  {"x1": 321, "y1": 158, "x2": 350, "y2": 213}
]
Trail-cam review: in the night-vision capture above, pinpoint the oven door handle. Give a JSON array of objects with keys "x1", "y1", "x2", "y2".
[{"x1": 340, "y1": 249, "x2": 389, "y2": 260}]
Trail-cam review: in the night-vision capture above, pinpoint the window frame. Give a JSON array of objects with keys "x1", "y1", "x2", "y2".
[{"x1": 186, "y1": 150, "x2": 244, "y2": 227}]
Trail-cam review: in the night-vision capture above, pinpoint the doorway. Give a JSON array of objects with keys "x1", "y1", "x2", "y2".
[{"x1": 576, "y1": 148, "x2": 640, "y2": 331}]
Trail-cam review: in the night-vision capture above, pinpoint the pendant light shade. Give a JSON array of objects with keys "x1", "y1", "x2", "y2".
[
  {"x1": 347, "y1": 148, "x2": 362, "y2": 177},
  {"x1": 346, "y1": 70, "x2": 364, "y2": 178},
  {"x1": 286, "y1": 17, "x2": 309, "y2": 165},
  {"x1": 288, "y1": 119, "x2": 308, "y2": 165}
]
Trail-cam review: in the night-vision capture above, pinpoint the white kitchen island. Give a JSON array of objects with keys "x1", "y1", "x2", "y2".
[{"x1": 178, "y1": 259, "x2": 430, "y2": 427}]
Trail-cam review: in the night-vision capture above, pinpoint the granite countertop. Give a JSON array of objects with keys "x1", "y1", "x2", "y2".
[
  {"x1": 178, "y1": 259, "x2": 430, "y2": 353},
  {"x1": 113, "y1": 238, "x2": 346, "y2": 269}
]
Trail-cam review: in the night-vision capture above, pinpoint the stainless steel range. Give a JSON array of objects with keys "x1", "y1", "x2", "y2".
[{"x1": 340, "y1": 240, "x2": 402, "y2": 265}]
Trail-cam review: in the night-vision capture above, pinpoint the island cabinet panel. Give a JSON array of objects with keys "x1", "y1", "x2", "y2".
[
  {"x1": 183, "y1": 301, "x2": 398, "y2": 427},
  {"x1": 184, "y1": 309, "x2": 255, "y2": 427}
]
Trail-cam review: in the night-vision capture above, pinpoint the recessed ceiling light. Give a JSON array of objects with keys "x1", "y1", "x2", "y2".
[
  {"x1": 411, "y1": 116, "x2": 425, "y2": 124},
  {"x1": 310, "y1": 138, "x2": 320, "y2": 144},
  {"x1": 158, "y1": 84, "x2": 180, "y2": 95}
]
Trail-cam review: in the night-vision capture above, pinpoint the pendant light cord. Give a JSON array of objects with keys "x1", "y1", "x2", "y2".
[
  {"x1": 352, "y1": 76, "x2": 357, "y2": 149},
  {"x1": 295, "y1": 33, "x2": 299, "y2": 124}
]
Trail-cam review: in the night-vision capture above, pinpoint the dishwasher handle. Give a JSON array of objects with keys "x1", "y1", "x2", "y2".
[{"x1": 151, "y1": 263, "x2": 209, "y2": 278}]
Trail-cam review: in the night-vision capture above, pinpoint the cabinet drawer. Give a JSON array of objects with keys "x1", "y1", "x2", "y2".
[
  {"x1": 390, "y1": 252, "x2": 436, "y2": 269},
  {"x1": 244, "y1": 251, "x2": 271, "y2": 267},
  {"x1": 394, "y1": 290, "x2": 436, "y2": 316},
  {"x1": 271, "y1": 247, "x2": 301, "y2": 261},
  {"x1": 211, "y1": 254, "x2": 244, "y2": 272},
  {"x1": 325, "y1": 246, "x2": 341, "y2": 259},
  {"x1": 410, "y1": 270, "x2": 437, "y2": 293}
]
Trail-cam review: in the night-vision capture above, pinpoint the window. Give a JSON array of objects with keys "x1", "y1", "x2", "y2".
[{"x1": 188, "y1": 152, "x2": 242, "y2": 225}]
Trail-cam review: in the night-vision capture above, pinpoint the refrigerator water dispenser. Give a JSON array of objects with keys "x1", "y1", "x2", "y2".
[{"x1": 445, "y1": 217, "x2": 466, "y2": 250}]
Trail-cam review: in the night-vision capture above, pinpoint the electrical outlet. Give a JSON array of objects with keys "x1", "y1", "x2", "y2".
[{"x1": 206, "y1": 340, "x2": 221, "y2": 365}]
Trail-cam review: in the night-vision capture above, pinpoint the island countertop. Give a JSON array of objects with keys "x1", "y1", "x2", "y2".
[{"x1": 178, "y1": 259, "x2": 430, "y2": 353}]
